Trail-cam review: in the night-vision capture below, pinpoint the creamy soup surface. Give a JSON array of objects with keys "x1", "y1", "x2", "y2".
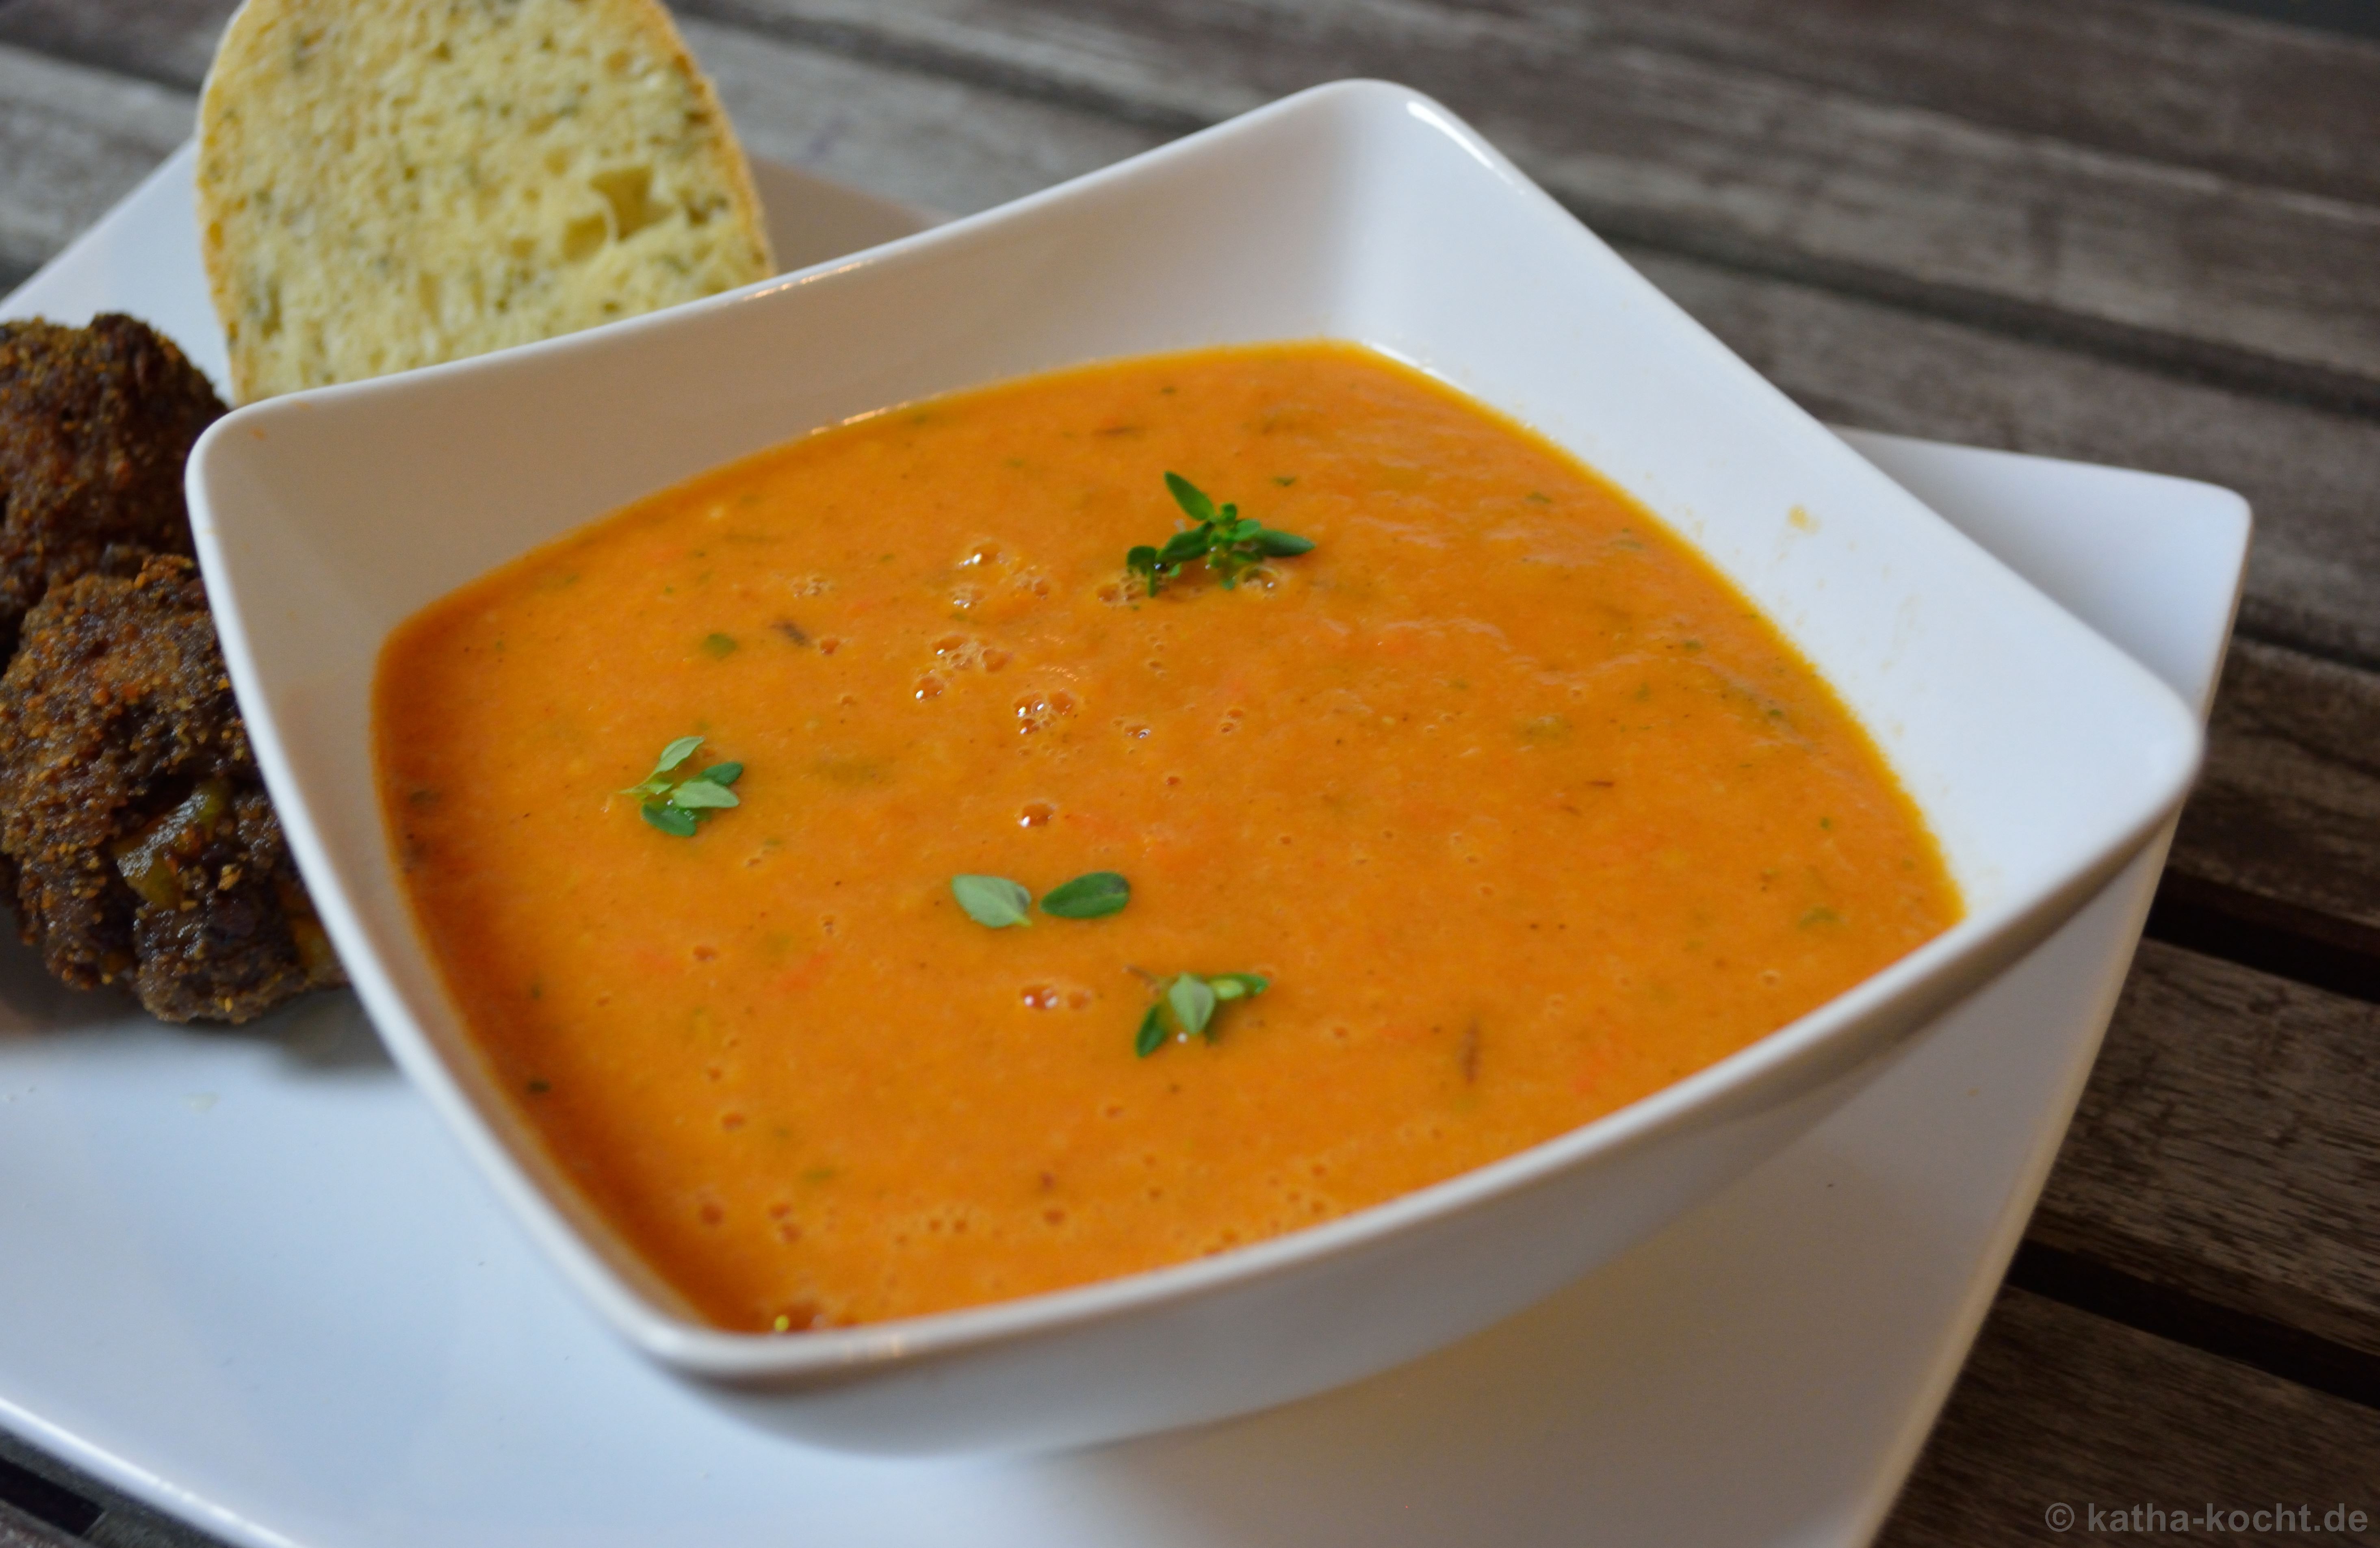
[{"x1": 375, "y1": 342, "x2": 1959, "y2": 1331}]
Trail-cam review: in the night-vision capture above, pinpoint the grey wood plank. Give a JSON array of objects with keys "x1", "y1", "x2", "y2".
[
  {"x1": 681, "y1": 0, "x2": 2380, "y2": 410},
  {"x1": 0, "y1": 42, "x2": 189, "y2": 285},
  {"x1": 2187, "y1": 0, "x2": 2380, "y2": 41},
  {"x1": 681, "y1": 17, "x2": 1164, "y2": 217},
  {"x1": 2174, "y1": 639, "x2": 2380, "y2": 939},
  {"x1": 0, "y1": 0, "x2": 229, "y2": 91},
  {"x1": 9, "y1": 0, "x2": 2380, "y2": 409},
  {"x1": 0, "y1": 1506, "x2": 78, "y2": 1548},
  {"x1": 1633, "y1": 248, "x2": 2380, "y2": 671},
  {"x1": 2031, "y1": 940, "x2": 2380, "y2": 1358},
  {"x1": 1879, "y1": 1287, "x2": 2380, "y2": 1548},
  {"x1": 13, "y1": 0, "x2": 2380, "y2": 216},
  {"x1": 1473, "y1": 0, "x2": 2380, "y2": 208}
]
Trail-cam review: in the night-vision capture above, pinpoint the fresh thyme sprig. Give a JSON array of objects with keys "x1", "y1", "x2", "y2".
[
  {"x1": 621, "y1": 735, "x2": 742, "y2": 837},
  {"x1": 1136, "y1": 971, "x2": 1268, "y2": 1057},
  {"x1": 1126, "y1": 473, "x2": 1314, "y2": 598}
]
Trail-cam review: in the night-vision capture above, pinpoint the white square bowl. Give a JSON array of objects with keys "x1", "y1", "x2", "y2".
[{"x1": 184, "y1": 80, "x2": 2200, "y2": 1453}]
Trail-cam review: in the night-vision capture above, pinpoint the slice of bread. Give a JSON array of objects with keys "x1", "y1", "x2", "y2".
[{"x1": 197, "y1": 0, "x2": 774, "y2": 402}]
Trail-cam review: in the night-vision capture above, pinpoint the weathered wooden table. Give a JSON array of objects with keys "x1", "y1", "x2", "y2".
[{"x1": 0, "y1": 2, "x2": 2372, "y2": 1543}]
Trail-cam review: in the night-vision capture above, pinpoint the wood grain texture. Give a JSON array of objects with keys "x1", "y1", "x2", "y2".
[
  {"x1": 14, "y1": 0, "x2": 2380, "y2": 215},
  {"x1": 2031, "y1": 940, "x2": 2380, "y2": 1357},
  {"x1": 11, "y1": 0, "x2": 2380, "y2": 408},
  {"x1": 1879, "y1": 1287, "x2": 2380, "y2": 1547},
  {"x1": 1632, "y1": 248, "x2": 2380, "y2": 670},
  {"x1": 2175, "y1": 639, "x2": 2380, "y2": 935},
  {"x1": 0, "y1": 1506, "x2": 77, "y2": 1548},
  {"x1": 0, "y1": 42, "x2": 189, "y2": 286},
  {"x1": 1462, "y1": 0, "x2": 2380, "y2": 207},
  {"x1": 681, "y1": 17, "x2": 1164, "y2": 217},
  {"x1": 0, "y1": 0, "x2": 230, "y2": 91},
  {"x1": 681, "y1": 0, "x2": 2380, "y2": 409}
]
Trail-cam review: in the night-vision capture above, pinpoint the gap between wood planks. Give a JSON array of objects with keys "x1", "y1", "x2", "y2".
[
  {"x1": 2146, "y1": 873, "x2": 2380, "y2": 1004},
  {"x1": 0, "y1": 1453, "x2": 95, "y2": 1543},
  {"x1": 2008, "y1": 1243, "x2": 2380, "y2": 1412},
  {"x1": 2182, "y1": 0, "x2": 2380, "y2": 41}
]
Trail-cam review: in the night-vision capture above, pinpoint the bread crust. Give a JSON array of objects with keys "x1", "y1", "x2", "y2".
[{"x1": 197, "y1": 0, "x2": 774, "y2": 402}]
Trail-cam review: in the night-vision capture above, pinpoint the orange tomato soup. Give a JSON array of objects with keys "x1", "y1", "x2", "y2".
[{"x1": 375, "y1": 342, "x2": 1958, "y2": 1331}]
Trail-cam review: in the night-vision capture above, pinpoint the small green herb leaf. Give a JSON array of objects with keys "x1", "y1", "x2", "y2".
[
  {"x1": 1208, "y1": 972, "x2": 1268, "y2": 1001},
  {"x1": 668, "y1": 779, "x2": 741, "y2": 810},
  {"x1": 699, "y1": 762, "x2": 744, "y2": 786},
  {"x1": 623, "y1": 736, "x2": 705, "y2": 792},
  {"x1": 1164, "y1": 471, "x2": 1216, "y2": 524},
  {"x1": 1157, "y1": 528, "x2": 1210, "y2": 565},
  {"x1": 1129, "y1": 474, "x2": 1315, "y2": 597},
  {"x1": 1168, "y1": 974, "x2": 1217, "y2": 1037},
  {"x1": 702, "y1": 632, "x2": 738, "y2": 658},
  {"x1": 1041, "y1": 871, "x2": 1130, "y2": 920},
  {"x1": 642, "y1": 802, "x2": 699, "y2": 837},
  {"x1": 952, "y1": 874, "x2": 1034, "y2": 929},
  {"x1": 1136, "y1": 1005, "x2": 1167, "y2": 1058}
]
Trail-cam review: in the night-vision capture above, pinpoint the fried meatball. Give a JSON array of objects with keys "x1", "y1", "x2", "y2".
[
  {"x1": 0, "y1": 555, "x2": 343, "y2": 1023},
  {"x1": 0, "y1": 314, "x2": 223, "y2": 659}
]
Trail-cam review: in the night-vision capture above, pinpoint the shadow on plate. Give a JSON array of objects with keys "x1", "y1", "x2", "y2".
[{"x1": 0, "y1": 928, "x2": 391, "y2": 1071}]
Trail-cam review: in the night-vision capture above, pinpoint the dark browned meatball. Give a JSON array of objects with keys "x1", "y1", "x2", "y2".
[
  {"x1": 0, "y1": 555, "x2": 343, "y2": 1023},
  {"x1": 0, "y1": 314, "x2": 223, "y2": 659}
]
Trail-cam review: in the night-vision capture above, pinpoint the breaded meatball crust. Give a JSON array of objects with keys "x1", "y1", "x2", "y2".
[
  {"x1": 0, "y1": 314, "x2": 223, "y2": 658},
  {"x1": 0, "y1": 555, "x2": 342, "y2": 1022}
]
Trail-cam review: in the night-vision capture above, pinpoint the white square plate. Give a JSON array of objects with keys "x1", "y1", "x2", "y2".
[{"x1": 0, "y1": 138, "x2": 2245, "y2": 1543}]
